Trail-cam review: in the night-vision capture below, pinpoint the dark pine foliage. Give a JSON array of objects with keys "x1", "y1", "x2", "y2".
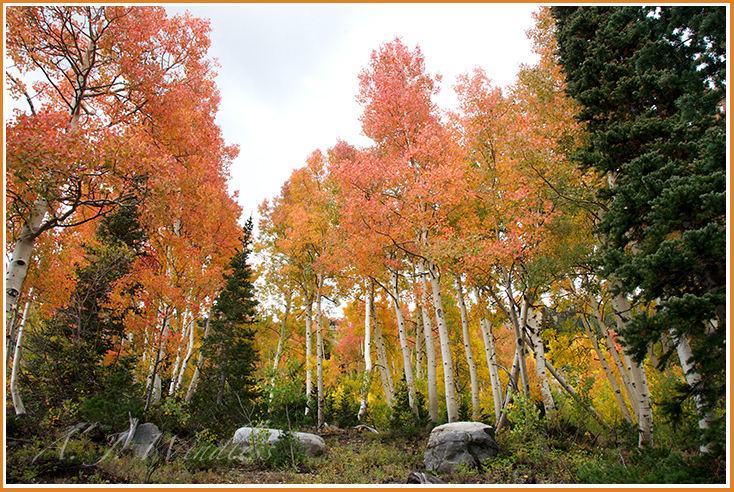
[
  {"x1": 192, "y1": 217, "x2": 261, "y2": 436},
  {"x1": 22, "y1": 203, "x2": 147, "y2": 425},
  {"x1": 551, "y1": 6, "x2": 726, "y2": 454}
]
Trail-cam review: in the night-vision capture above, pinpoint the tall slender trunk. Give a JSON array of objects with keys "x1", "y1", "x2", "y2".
[
  {"x1": 169, "y1": 311, "x2": 190, "y2": 396},
  {"x1": 489, "y1": 281, "x2": 531, "y2": 399},
  {"x1": 426, "y1": 259, "x2": 458, "y2": 423},
  {"x1": 418, "y1": 263, "x2": 438, "y2": 424},
  {"x1": 144, "y1": 314, "x2": 168, "y2": 418},
  {"x1": 10, "y1": 290, "x2": 33, "y2": 416},
  {"x1": 358, "y1": 279, "x2": 373, "y2": 421},
  {"x1": 414, "y1": 310, "x2": 424, "y2": 380},
  {"x1": 373, "y1": 310, "x2": 394, "y2": 407},
  {"x1": 6, "y1": 198, "x2": 48, "y2": 316},
  {"x1": 185, "y1": 313, "x2": 212, "y2": 402},
  {"x1": 509, "y1": 292, "x2": 531, "y2": 398},
  {"x1": 588, "y1": 296, "x2": 638, "y2": 418},
  {"x1": 389, "y1": 270, "x2": 418, "y2": 418},
  {"x1": 580, "y1": 311, "x2": 633, "y2": 424},
  {"x1": 479, "y1": 316, "x2": 503, "y2": 423},
  {"x1": 496, "y1": 347, "x2": 521, "y2": 432},
  {"x1": 304, "y1": 297, "x2": 313, "y2": 416},
  {"x1": 454, "y1": 273, "x2": 479, "y2": 420},
  {"x1": 316, "y1": 274, "x2": 325, "y2": 428},
  {"x1": 269, "y1": 289, "x2": 292, "y2": 406},
  {"x1": 611, "y1": 292, "x2": 653, "y2": 447},
  {"x1": 670, "y1": 328, "x2": 716, "y2": 453},
  {"x1": 526, "y1": 304, "x2": 556, "y2": 419},
  {"x1": 174, "y1": 313, "x2": 196, "y2": 395}
]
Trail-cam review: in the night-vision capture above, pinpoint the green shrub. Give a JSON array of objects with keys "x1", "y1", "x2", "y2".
[
  {"x1": 79, "y1": 355, "x2": 144, "y2": 430},
  {"x1": 389, "y1": 378, "x2": 429, "y2": 433}
]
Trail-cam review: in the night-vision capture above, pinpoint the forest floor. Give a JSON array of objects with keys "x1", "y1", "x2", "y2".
[
  {"x1": 6, "y1": 419, "x2": 726, "y2": 485},
  {"x1": 6, "y1": 425, "x2": 563, "y2": 485}
]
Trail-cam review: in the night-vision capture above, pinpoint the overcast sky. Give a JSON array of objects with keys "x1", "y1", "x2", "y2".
[{"x1": 164, "y1": 4, "x2": 542, "y2": 225}]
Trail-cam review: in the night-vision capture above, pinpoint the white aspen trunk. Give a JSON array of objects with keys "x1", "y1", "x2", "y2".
[
  {"x1": 580, "y1": 313, "x2": 633, "y2": 424},
  {"x1": 10, "y1": 290, "x2": 33, "y2": 416},
  {"x1": 454, "y1": 273, "x2": 480, "y2": 420},
  {"x1": 514, "y1": 295, "x2": 531, "y2": 398},
  {"x1": 489, "y1": 275, "x2": 531, "y2": 399},
  {"x1": 671, "y1": 328, "x2": 715, "y2": 453},
  {"x1": 358, "y1": 279, "x2": 373, "y2": 421},
  {"x1": 168, "y1": 311, "x2": 190, "y2": 396},
  {"x1": 496, "y1": 347, "x2": 522, "y2": 432},
  {"x1": 373, "y1": 311, "x2": 394, "y2": 407},
  {"x1": 479, "y1": 316, "x2": 504, "y2": 423},
  {"x1": 185, "y1": 313, "x2": 212, "y2": 402},
  {"x1": 269, "y1": 290, "x2": 292, "y2": 406},
  {"x1": 145, "y1": 313, "x2": 169, "y2": 411},
  {"x1": 6, "y1": 309, "x2": 19, "y2": 368},
  {"x1": 390, "y1": 271, "x2": 418, "y2": 418},
  {"x1": 304, "y1": 297, "x2": 313, "y2": 416},
  {"x1": 418, "y1": 264, "x2": 439, "y2": 424},
  {"x1": 6, "y1": 198, "x2": 48, "y2": 316},
  {"x1": 414, "y1": 311, "x2": 424, "y2": 381},
  {"x1": 426, "y1": 259, "x2": 459, "y2": 423},
  {"x1": 174, "y1": 313, "x2": 196, "y2": 395},
  {"x1": 526, "y1": 305, "x2": 556, "y2": 419},
  {"x1": 589, "y1": 296, "x2": 639, "y2": 420},
  {"x1": 316, "y1": 275, "x2": 325, "y2": 428},
  {"x1": 611, "y1": 292, "x2": 653, "y2": 447}
]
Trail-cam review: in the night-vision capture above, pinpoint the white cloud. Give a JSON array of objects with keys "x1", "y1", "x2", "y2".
[{"x1": 167, "y1": 5, "x2": 541, "y2": 221}]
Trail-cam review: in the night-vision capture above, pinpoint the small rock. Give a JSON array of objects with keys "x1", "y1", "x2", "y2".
[
  {"x1": 407, "y1": 471, "x2": 445, "y2": 484},
  {"x1": 116, "y1": 422, "x2": 161, "y2": 459},
  {"x1": 353, "y1": 424, "x2": 379, "y2": 434}
]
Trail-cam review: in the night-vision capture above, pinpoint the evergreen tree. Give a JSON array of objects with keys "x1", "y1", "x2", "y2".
[
  {"x1": 24, "y1": 203, "x2": 146, "y2": 418},
  {"x1": 552, "y1": 6, "x2": 726, "y2": 452},
  {"x1": 197, "y1": 218, "x2": 260, "y2": 429}
]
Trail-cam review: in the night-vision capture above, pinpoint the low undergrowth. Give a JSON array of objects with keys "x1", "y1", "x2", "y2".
[{"x1": 6, "y1": 402, "x2": 725, "y2": 485}]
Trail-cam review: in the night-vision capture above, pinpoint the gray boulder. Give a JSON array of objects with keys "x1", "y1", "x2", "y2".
[
  {"x1": 423, "y1": 421, "x2": 498, "y2": 474},
  {"x1": 232, "y1": 426, "x2": 326, "y2": 457},
  {"x1": 116, "y1": 422, "x2": 162, "y2": 459}
]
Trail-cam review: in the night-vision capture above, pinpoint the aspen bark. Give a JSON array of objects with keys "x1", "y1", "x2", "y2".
[
  {"x1": 6, "y1": 197, "x2": 48, "y2": 316},
  {"x1": 316, "y1": 275, "x2": 325, "y2": 428},
  {"x1": 426, "y1": 259, "x2": 458, "y2": 423},
  {"x1": 358, "y1": 280, "x2": 373, "y2": 420},
  {"x1": 185, "y1": 314, "x2": 212, "y2": 402},
  {"x1": 174, "y1": 313, "x2": 196, "y2": 395},
  {"x1": 580, "y1": 313, "x2": 633, "y2": 424},
  {"x1": 611, "y1": 292, "x2": 653, "y2": 447},
  {"x1": 373, "y1": 310, "x2": 394, "y2": 407},
  {"x1": 526, "y1": 304, "x2": 556, "y2": 419},
  {"x1": 418, "y1": 263, "x2": 438, "y2": 424},
  {"x1": 10, "y1": 291, "x2": 33, "y2": 416},
  {"x1": 304, "y1": 297, "x2": 313, "y2": 415},
  {"x1": 479, "y1": 316, "x2": 503, "y2": 423},
  {"x1": 390, "y1": 271, "x2": 418, "y2": 418},
  {"x1": 169, "y1": 311, "x2": 190, "y2": 396},
  {"x1": 589, "y1": 296, "x2": 639, "y2": 419},
  {"x1": 489, "y1": 280, "x2": 530, "y2": 399},
  {"x1": 454, "y1": 273, "x2": 480, "y2": 420},
  {"x1": 269, "y1": 289, "x2": 292, "y2": 406},
  {"x1": 671, "y1": 328, "x2": 716, "y2": 453},
  {"x1": 414, "y1": 311, "x2": 424, "y2": 380}
]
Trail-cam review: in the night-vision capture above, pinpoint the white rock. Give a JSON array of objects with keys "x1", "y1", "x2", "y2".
[
  {"x1": 423, "y1": 421, "x2": 498, "y2": 474},
  {"x1": 232, "y1": 426, "x2": 326, "y2": 457}
]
